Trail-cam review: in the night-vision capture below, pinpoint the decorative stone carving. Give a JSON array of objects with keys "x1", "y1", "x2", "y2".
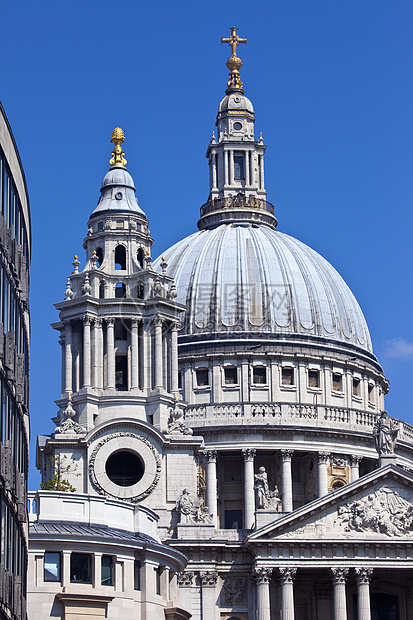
[
  {"x1": 175, "y1": 489, "x2": 213, "y2": 524},
  {"x1": 204, "y1": 450, "x2": 217, "y2": 463},
  {"x1": 331, "y1": 568, "x2": 349, "y2": 584},
  {"x1": 318, "y1": 451, "x2": 330, "y2": 464},
  {"x1": 350, "y1": 455, "x2": 363, "y2": 467},
  {"x1": 199, "y1": 571, "x2": 218, "y2": 586},
  {"x1": 279, "y1": 567, "x2": 297, "y2": 583},
  {"x1": 64, "y1": 278, "x2": 73, "y2": 300},
  {"x1": 281, "y1": 449, "x2": 294, "y2": 461},
  {"x1": 254, "y1": 466, "x2": 281, "y2": 511},
  {"x1": 178, "y1": 571, "x2": 194, "y2": 586},
  {"x1": 221, "y1": 578, "x2": 246, "y2": 606},
  {"x1": 355, "y1": 567, "x2": 373, "y2": 584},
  {"x1": 373, "y1": 410, "x2": 399, "y2": 455},
  {"x1": 335, "y1": 487, "x2": 413, "y2": 536},
  {"x1": 167, "y1": 400, "x2": 193, "y2": 436},
  {"x1": 242, "y1": 448, "x2": 256, "y2": 461},
  {"x1": 252, "y1": 567, "x2": 272, "y2": 585},
  {"x1": 55, "y1": 396, "x2": 86, "y2": 435}
]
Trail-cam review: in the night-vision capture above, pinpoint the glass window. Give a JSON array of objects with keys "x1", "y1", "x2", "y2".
[
  {"x1": 353, "y1": 377, "x2": 360, "y2": 396},
  {"x1": 134, "y1": 559, "x2": 141, "y2": 590},
  {"x1": 282, "y1": 368, "x2": 294, "y2": 386},
  {"x1": 234, "y1": 155, "x2": 245, "y2": 180},
  {"x1": 101, "y1": 555, "x2": 113, "y2": 586},
  {"x1": 44, "y1": 552, "x2": 61, "y2": 582},
  {"x1": 308, "y1": 370, "x2": 319, "y2": 388},
  {"x1": 224, "y1": 367, "x2": 238, "y2": 385},
  {"x1": 253, "y1": 367, "x2": 267, "y2": 384},
  {"x1": 196, "y1": 368, "x2": 209, "y2": 387},
  {"x1": 70, "y1": 553, "x2": 92, "y2": 583},
  {"x1": 368, "y1": 383, "x2": 374, "y2": 401},
  {"x1": 156, "y1": 565, "x2": 162, "y2": 596},
  {"x1": 224, "y1": 509, "x2": 242, "y2": 529},
  {"x1": 332, "y1": 373, "x2": 342, "y2": 391}
]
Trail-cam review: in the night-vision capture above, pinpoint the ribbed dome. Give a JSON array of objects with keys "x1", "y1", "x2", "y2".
[
  {"x1": 154, "y1": 224, "x2": 372, "y2": 353},
  {"x1": 218, "y1": 93, "x2": 254, "y2": 114},
  {"x1": 92, "y1": 166, "x2": 146, "y2": 217}
]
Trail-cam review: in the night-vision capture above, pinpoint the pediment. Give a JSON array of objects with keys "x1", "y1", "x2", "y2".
[{"x1": 247, "y1": 465, "x2": 413, "y2": 543}]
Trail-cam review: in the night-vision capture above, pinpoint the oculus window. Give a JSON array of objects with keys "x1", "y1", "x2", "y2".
[{"x1": 105, "y1": 451, "x2": 144, "y2": 487}]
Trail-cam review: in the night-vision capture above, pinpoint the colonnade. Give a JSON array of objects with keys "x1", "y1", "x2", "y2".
[
  {"x1": 203, "y1": 448, "x2": 362, "y2": 528},
  {"x1": 210, "y1": 149, "x2": 258, "y2": 189},
  {"x1": 253, "y1": 566, "x2": 374, "y2": 620},
  {"x1": 61, "y1": 315, "x2": 179, "y2": 394}
]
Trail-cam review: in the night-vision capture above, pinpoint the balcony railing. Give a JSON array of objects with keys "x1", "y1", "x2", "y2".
[{"x1": 200, "y1": 194, "x2": 275, "y2": 217}]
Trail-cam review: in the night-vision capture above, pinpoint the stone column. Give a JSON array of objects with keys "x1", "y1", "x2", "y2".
[
  {"x1": 245, "y1": 150, "x2": 250, "y2": 186},
  {"x1": 177, "y1": 571, "x2": 194, "y2": 614},
  {"x1": 350, "y1": 455, "x2": 362, "y2": 482},
  {"x1": 106, "y1": 318, "x2": 115, "y2": 389},
  {"x1": 82, "y1": 315, "x2": 91, "y2": 388},
  {"x1": 199, "y1": 571, "x2": 218, "y2": 620},
  {"x1": 154, "y1": 316, "x2": 163, "y2": 389},
  {"x1": 242, "y1": 448, "x2": 256, "y2": 529},
  {"x1": 331, "y1": 568, "x2": 349, "y2": 620},
  {"x1": 252, "y1": 567, "x2": 272, "y2": 620},
  {"x1": 205, "y1": 450, "x2": 218, "y2": 526},
  {"x1": 170, "y1": 322, "x2": 179, "y2": 394},
  {"x1": 212, "y1": 153, "x2": 217, "y2": 190},
  {"x1": 229, "y1": 150, "x2": 234, "y2": 186},
  {"x1": 279, "y1": 567, "x2": 297, "y2": 620},
  {"x1": 224, "y1": 150, "x2": 229, "y2": 186},
  {"x1": 93, "y1": 318, "x2": 103, "y2": 389},
  {"x1": 355, "y1": 568, "x2": 373, "y2": 620},
  {"x1": 318, "y1": 452, "x2": 330, "y2": 497},
  {"x1": 59, "y1": 335, "x2": 65, "y2": 395},
  {"x1": 131, "y1": 319, "x2": 139, "y2": 389},
  {"x1": 64, "y1": 320, "x2": 72, "y2": 393},
  {"x1": 259, "y1": 154, "x2": 265, "y2": 190},
  {"x1": 281, "y1": 450, "x2": 294, "y2": 512}
]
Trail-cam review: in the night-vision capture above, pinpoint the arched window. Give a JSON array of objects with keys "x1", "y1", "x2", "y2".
[
  {"x1": 137, "y1": 247, "x2": 144, "y2": 268},
  {"x1": 115, "y1": 245, "x2": 126, "y2": 270},
  {"x1": 95, "y1": 247, "x2": 104, "y2": 268},
  {"x1": 115, "y1": 283, "x2": 126, "y2": 298}
]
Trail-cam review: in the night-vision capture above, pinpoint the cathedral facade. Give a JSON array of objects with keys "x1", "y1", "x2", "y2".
[{"x1": 28, "y1": 30, "x2": 413, "y2": 620}]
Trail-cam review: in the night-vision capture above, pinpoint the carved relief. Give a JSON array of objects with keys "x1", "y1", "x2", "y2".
[
  {"x1": 221, "y1": 578, "x2": 246, "y2": 606},
  {"x1": 334, "y1": 487, "x2": 413, "y2": 536},
  {"x1": 199, "y1": 571, "x2": 218, "y2": 587},
  {"x1": 178, "y1": 571, "x2": 194, "y2": 586},
  {"x1": 175, "y1": 489, "x2": 212, "y2": 524}
]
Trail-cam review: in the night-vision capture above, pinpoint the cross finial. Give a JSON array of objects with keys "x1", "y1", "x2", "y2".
[
  {"x1": 221, "y1": 27, "x2": 247, "y2": 94},
  {"x1": 221, "y1": 27, "x2": 247, "y2": 58}
]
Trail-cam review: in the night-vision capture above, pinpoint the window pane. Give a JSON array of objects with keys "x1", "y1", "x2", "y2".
[
  {"x1": 134, "y1": 559, "x2": 141, "y2": 590},
  {"x1": 282, "y1": 368, "x2": 294, "y2": 386},
  {"x1": 234, "y1": 155, "x2": 245, "y2": 180},
  {"x1": 70, "y1": 553, "x2": 91, "y2": 583},
  {"x1": 253, "y1": 367, "x2": 266, "y2": 384},
  {"x1": 224, "y1": 368, "x2": 238, "y2": 385},
  {"x1": 101, "y1": 555, "x2": 113, "y2": 586},
  {"x1": 44, "y1": 552, "x2": 61, "y2": 582},
  {"x1": 196, "y1": 368, "x2": 209, "y2": 387}
]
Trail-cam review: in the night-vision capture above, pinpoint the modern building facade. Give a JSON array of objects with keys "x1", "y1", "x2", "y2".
[
  {"x1": 0, "y1": 102, "x2": 31, "y2": 620},
  {"x1": 29, "y1": 30, "x2": 413, "y2": 620}
]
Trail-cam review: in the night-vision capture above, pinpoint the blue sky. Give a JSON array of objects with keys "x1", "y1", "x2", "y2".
[{"x1": 1, "y1": 1, "x2": 412, "y2": 490}]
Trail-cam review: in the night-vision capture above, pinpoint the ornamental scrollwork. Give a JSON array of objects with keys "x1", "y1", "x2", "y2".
[
  {"x1": 199, "y1": 570, "x2": 218, "y2": 587},
  {"x1": 331, "y1": 568, "x2": 349, "y2": 584},
  {"x1": 252, "y1": 567, "x2": 272, "y2": 585},
  {"x1": 279, "y1": 567, "x2": 297, "y2": 583},
  {"x1": 178, "y1": 571, "x2": 194, "y2": 586}
]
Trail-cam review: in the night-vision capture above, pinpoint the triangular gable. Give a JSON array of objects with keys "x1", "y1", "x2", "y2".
[{"x1": 247, "y1": 465, "x2": 413, "y2": 543}]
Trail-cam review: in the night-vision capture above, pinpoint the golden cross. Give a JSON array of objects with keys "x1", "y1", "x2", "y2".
[{"x1": 221, "y1": 27, "x2": 247, "y2": 57}]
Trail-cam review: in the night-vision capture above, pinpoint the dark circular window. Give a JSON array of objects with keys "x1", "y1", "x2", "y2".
[
  {"x1": 115, "y1": 191, "x2": 123, "y2": 200},
  {"x1": 105, "y1": 451, "x2": 144, "y2": 486},
  {"x1": 233, "y1": 122, "x2": 242, "y2": 130}
]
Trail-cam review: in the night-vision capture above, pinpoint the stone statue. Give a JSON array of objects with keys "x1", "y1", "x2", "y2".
[
  {"x1": 373, "y1": 410, "x2": 399, "y2": 455},
  {"x1": 175, "y1": 489, "x2": 213, "y2": 524},
  {"x1": 254, "y1": 466, "x2": 270, "y2": 509}
]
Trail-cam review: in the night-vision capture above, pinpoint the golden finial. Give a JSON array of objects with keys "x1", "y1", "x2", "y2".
[
  {"x1": 221, "y1": 27, "x2": 247, "y2": 93},
  {"x1": 109, "y1": 127, "x2": 127, "y2": 168}
]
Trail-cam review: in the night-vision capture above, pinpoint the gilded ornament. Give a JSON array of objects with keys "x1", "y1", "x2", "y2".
[
  {"x1": 109, "y1": 127, "x2": 127, "y2": 168},
  {"x1": 221, "y1": 27, "x2": 247, "y2": 93}
]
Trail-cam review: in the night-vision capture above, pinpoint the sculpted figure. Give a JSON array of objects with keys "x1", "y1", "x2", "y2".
[
  {"x1": 254, "y1": 466, "x2": 270, "y2": 509},
  {"x1": 176, "y1": 489, "x2": 194, "y2": 523},
  {"x1": 373, "y1": 410, "x2": 399, "y2": 455}
]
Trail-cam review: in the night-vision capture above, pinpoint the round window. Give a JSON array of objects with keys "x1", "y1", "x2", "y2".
[
  {"x1": 233, "y1": 122, "x2": 242, "y2": 130},
  {"x1": 105, "y1": 451, "x2": 144, "y2": 487}
]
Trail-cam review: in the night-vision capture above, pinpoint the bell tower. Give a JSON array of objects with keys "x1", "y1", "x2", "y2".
[{"x1": 50, "y1": 128, "x2": 185, "y2": 444}]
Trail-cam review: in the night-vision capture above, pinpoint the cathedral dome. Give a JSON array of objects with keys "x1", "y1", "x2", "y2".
[{"x1": 154, "y1": 221, "x2": 372, "y2": 354}]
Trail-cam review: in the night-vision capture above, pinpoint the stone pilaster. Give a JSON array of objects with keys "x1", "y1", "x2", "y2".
[
  {"x1": 64, "y1": 320, "x2": 72, "y2": 393},
  {"x1": 131, "y1": 319, "x2": 139, "y2": 389},
  {"x1": 154, "y1": 316, "x2": 163, "y2": 389},
  {"x1": 106, "y1": 318, "x2": 115, "y2": 389},
  {"x1": 82, "y1": 315, "x2": 92, "y2": 388},
  {"x1": 199, "y1": 571, "x2": 218, "y2": 620}
]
